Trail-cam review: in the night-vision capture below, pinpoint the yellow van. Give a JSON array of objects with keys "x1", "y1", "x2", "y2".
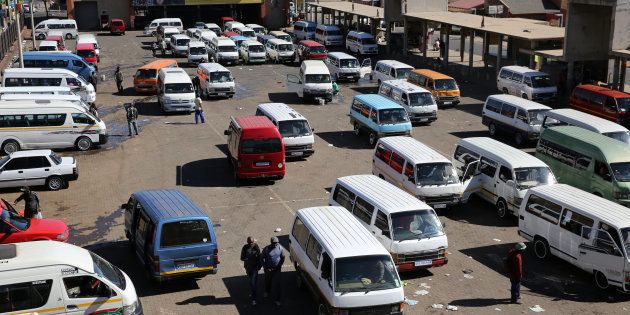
[{"x1": 408, "y1": 69, "x2": 460, "y2": 106}]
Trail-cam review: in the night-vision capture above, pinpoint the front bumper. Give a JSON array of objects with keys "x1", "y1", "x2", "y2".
[
  {"x1": 207, "y1": 88, "x2": 234, "y2": 97},
  {"x1": 218, "y1": 56, "x2": 239, "y2": 65},
  {"x1": 421, "y1": 194, "x2": 461, "y2": 208},
  {"x1": 436, "y1": 95, "x2": 460, "y2": 105},
  {"x1": 304, "y1": 91, "x2": 332, "y2": 101},
  {"x1": 397, "y1": 257, "x2": 448, "y2": 272},
  {"x1": 154, "y1": 266, "x2": 216, "y2": 281},
  {"x1": 336, "y1": 72, "x2": 360, "y2": 81},
  {"x1": 378, "y1": 131, "x2": 411, "y2": 138},
  {"x1": 278, "y1": 54, "x2": 295, "y2": 61},
  {"x1": 164, "y1": 102, "x2": 195, "y2": 112},
  {"x1": 285, "y1": 144, "x2": 314, "y2": 158},
  {"x1": 409, "y1": 112, "x2": 437, "y2": 123}
]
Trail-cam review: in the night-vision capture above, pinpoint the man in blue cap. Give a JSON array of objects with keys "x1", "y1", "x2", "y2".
[{"x1": 261, "y1": 236, "x2": 285, "y2": 306}]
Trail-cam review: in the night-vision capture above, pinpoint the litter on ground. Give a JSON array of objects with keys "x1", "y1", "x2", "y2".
[
  {"x1": 413, "y1": 290, "x2": 429, "y2": 296},
  {"x1": 404, "y1": 298, "x2": 418, "y2": 306},
  {"x1": 432, "y1": 304, "x2": 444, "y2": 309},
  {"x1": 447, "y1": 305, "x2": 458, "y2": 311},
  {"x1": 274, "y1": 228, "x2": 282, "y2": 232},
  {"x1": 463, "y1": 274, "x2": 474, "y2": 279},
  {"x1": 530, "y1": 305, "x2": 545, "y2": 312}
]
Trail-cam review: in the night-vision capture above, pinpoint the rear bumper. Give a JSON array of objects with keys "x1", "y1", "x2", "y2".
[
  {"x1": 155, "y1": 266, "x2": 217, "y2": 280},
  {"x1": 98, "y1": 134, "x2": 108, "y2": 145},
  {"x1": 64, "y1": 173, "x2": 79, "y2": 181},
  {"x1": 135, "y1": 85, "x2": 157, "y2": 94},
  {"x1": 237, "y1": 170, "x2": 285, "y2": 180},
  {"x1": 436, "y1": 96, "x2": 460, "y2": 105}
]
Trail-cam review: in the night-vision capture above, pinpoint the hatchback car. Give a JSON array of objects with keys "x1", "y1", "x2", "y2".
[{"x1": 0, "y1": 198, "x2": 69, "y2": 243}]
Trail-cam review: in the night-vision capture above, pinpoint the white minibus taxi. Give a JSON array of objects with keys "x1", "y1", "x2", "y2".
[
  {"x1": 0, "y1": 100, "x2": 107, "y2": 153},
  {"x1": 518, "y1": 184, "x2": 630, "y2": 292},
  {"x1": 379, "y1": 79, "x2": 438, "y2": 124},
  {"x1": 330, "y1": 175, "x2": 449, "y2": 272},
  {"x1": 542, "y1": 108, "x2": 630, "y2": 144},
  {"x1": 2, "y1": 68, "x2": 96, "y2": 104},
  {"x1": 157, "y1": 68, "x2": 195, "y2": 113},
  {"x1": 144, "y1": 18, "x2": 183, "y2": 36},
  {"x1": 346, "y1": 31, "x2": 378, "y2": 55},
  {"x1": 0, "y1": 241, "x2": 142, "y2": 315},
  {"x1": 325, "y1": 52, "x2": 371, "y2": 83},
  {"x1": 256, "y1": 103, "x2": 315, "y2": 158},
  {"x1": 372, "y1": 60, "x2": 413, "y2": 84},
  {"x1": 497, "y1": 66, "x2": 557, "y2": 103},
  {"x1": 315, "y1": 24, "x2": 343, "y2": 46},
  {"x1": 0, "y1": 86, "x2": 74, "y2": 96},
  {"x1": 482, "y1": 94, "x2": 551, "y2": 146},
  {"x1": 374, "y1": 137, "x2": 462, "y2": 208},
  {"x1": 452, "y1": 137, "x2": 557, "y2": 218},
  {"x1": 287, "y1": 60, "x2": 333, "y2": 103},
  {"x1": 197, "y1": 62, "x2": 235, "y2": 98},
  {"x1": 0, "y1": 93, "x2": 88, "y2": 110},
  {"x1": 290, "y1": 206, "x2": 404, "y2": 315},
  {"x1": 34, "y1": 19, "x2": 78, "y2": 39}
]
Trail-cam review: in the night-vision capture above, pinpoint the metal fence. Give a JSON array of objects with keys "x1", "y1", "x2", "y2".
[{"x1": 0, "y1": 14, "x2": 25, "y2": 63}]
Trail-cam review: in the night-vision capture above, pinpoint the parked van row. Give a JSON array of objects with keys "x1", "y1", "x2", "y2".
[
  {"x1": 3, "y1": 67, "x2": 97, "y2": 104},
  {"x1": 482, "y1": 94, "x2": 551, "y2": 146},
  {"x1": 145, "y1": 18, "x2": 183, "y2": 36}
]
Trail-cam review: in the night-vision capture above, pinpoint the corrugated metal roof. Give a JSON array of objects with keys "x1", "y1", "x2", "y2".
[
  {"x1": 379, "y1": 136, "x2": 450, "y2": 164},
  {"x1": 133, "y1": 189, "x2": 208, "y2": 222},
  {"x1": 449, "y1": 0, "x2": 484, "y2": 10},
  {"x1": 544, "y1": 126, "x2": 630, "y2": 164},
  {"x1": 355, "y1": 94, "x2": 405, "y2": 110},
  {"x1": 459, "y1": 137, "x2": 549, "y2": 168},
  {"x1": 297, "y1": 206, "x2": 388, "y2": 258},
  {"x1": 257, "y1": 103, "x2": 307, "y2": 122},
  {"x1": 0, "y1": 241, "x2": 94, "y2": 273},
  {"x1": 487, "y1": 94, "x2": 551, "y2": 111},
  {"x1": 528, "y1": 184, "x2": 630, "y2": 227},
  {"x1": 234, "y1": 115, "x2": 275, "y2": 129},
  {"x1": 545, "y1": 109, "x2": 628, "y2": 134},
  {"x1": 502, "y1": 0, "x2": 560, "y2": 15},
  {"x1": 337, "y1": 175, "x2": 431, "y2": 213}
]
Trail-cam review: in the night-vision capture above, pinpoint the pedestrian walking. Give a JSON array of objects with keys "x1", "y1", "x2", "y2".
[
  {"x1": 505, "y1": 242, "x2": 526, "y2": 304},
  {"x1": 160, "y1": 40, "x2": 167, "y2": 56},
  {"x1": 115, "y1": 66, "x2": 124, "y2": 93},
  {"x1": 89, "y1": 103, "x2": 99, "y2": 118},
  {"x1": 260, "y1": 236, "x2": 285, "y2": 306},
  {"x1": 13, "y1": 187, "x2": 41, "y2": 219},
  {"x1": 240, "y1": 236, "x2": 262, "y2": 306},
  {"x1": 194, "y1": 97, "x2": 205, "y2": 124},
  {"x1": 152, "y1": 41, "x2": 158, "y2": 56},
  {"x1": 192, "y1": 75, "x2": 201, "y2": 97},
  {"x1": 125, "y1": 102, "x2": 139, "y2": 137}
]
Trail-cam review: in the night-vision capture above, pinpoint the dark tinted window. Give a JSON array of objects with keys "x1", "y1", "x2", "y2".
[
  {"x1": 292, "y1": 217, "x2": 310, "y2": 249},
  {"x1": 479, "y1": 157, "x2": 497, "y2": 177},
  {"x1": 3, "y1": 158, "x2": 27, "y2": 171},
  {"x1": 353, "y1": 197, "x2": 374, "y2": 224},
  {"x1": 485, "y1": 98, "x2": 502, "y2": 113},
  {"x1": 27, "y1": 156, "x2": 51, "y2": 169},
  {"x1": 0, "y1": 280, "x2": 53, "y2": 312},
  {"x1": 333, "y1": 184, "x2": 355, "y2": 211},
  {"x1": 160, "y1": 220, "x2": 211, "y2": 248},
  {"x1": 560, "y1": 209, "x2": 594, "y2": 236},
  {"x1": 241, "y1": 138, "x2": 282, "y2": 154},
  {"x1": 525, "y1": 194, "x2": 562, "y2": 224},
  {"x1": 500, "y1": 104, "x2": 516, "y2": 118},
  {"x1": 72, "y1": 113, "x2": 94, "y2": 124}
]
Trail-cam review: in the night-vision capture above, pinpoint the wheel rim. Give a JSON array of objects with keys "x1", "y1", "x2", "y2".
[
  {"x1": 489, "y1": 124, "x2": 496, "y2": 136},
  {"x1": 595, "y1": 271, "x2": 609, "y2": 289},
  {"x1": 77, "y1": 138, "x2": 91, "y2": 151},
  {"x1": 534, "y1": 240, "x2": 547, "y2": 259},
  {"x1": 49, "y1": 177, "x2": 63, "y2": 190},
  {"x1": 354, "y1": 124, "x2": 360, "y2": 136},
  {"x1": 369, "y1": 133, "x2": 376, "y2": 145},
  {"x1": 4, "y1": 142, "x2": 18, "y2": 154},
  {"x1": 497, "y1": 201, "x2": 507, "y2": 218}
]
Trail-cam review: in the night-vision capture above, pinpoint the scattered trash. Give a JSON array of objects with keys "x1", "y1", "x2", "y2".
[
  {"x1": 413, "y1": 290, "x2": 429, "y2": 296},
  {"x1": 444, "y1": 273, "x2": 450, "y2": 277},
  {"x1": 328, "y1": 144, "x2": 334, "y2": 147},
  {"x1": 494, "y1": 307, "x2": 502, "y2": 311},
  {"x1": 468, "y1": 256, "x2": 473, "y2": 259},
  {"x1": 447, "y1": 305, "x2": 458, "y2": 311},
  {"x1": 419, "y1": 283, "x2": 431, "y2": 289},
  {"x1": 402, "y1": 281, "x2": 408, "y2": 286},
  {"x1": 164, "y1": 121, "x2": 171, "y2": 124},
  {"x1": 463, "y1": 274, "x2": 474, "y2": 279},
  {"x1": 248, "y1": 68, "x2": 253, "y2": 71},
  {"x1": 529, "y1": 305, "x2": 545, "y2": 312},
  {"x1": 220, "y1": 218, "x2": 224, "y2": 221},
  {"x1": 142, "y1": 119, "x2": 149, "y2": 122},
  {"x1": 274, "y1": 228, "x2": 282, "y2": 232},
  {"x1": 432, "y1": 304, "x2": 444, "y2": 309},
  {"x1": 404, "y1": 298, "x2": 418, "y2": 306},
  {"x1": 492, "y1": 238, "x2": 502, "y2": 242},
  {"x1": 270, "y1": 197, "x2": 274, "y2": 200},
  {"x1": 462, "y1": 269, "x2": 473, "y2": 274}
]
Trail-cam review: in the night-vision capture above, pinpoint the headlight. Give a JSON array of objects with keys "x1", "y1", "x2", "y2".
[
  {"x1": 392, "y1": 303, "x2": 403, "y2": 312},
  {"x1": 56, "y1": 230, "x2": 67, "y2": 240},
  {"x1": 123, "y1": 300, "x2": 142, "y2": 315}
]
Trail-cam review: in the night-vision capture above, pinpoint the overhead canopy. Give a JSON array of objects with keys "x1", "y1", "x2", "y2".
[
  {"x1": 449, "y1": 0, "x2": 485, "y2": 10},
  {"x1": 535, "y1": 49, "x2": 564, "y2": 60},
  {"x1": 611, "y1": 49, "x2": 630, "y2": 59},
  {"x1": 308, "y1": 1, "x2": 383, "y2": 19},
  {"x1": 404, "y1": 11, "x2": 565, "y2": 41}
]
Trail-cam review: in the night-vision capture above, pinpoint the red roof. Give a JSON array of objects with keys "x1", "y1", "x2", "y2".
[
  {"x1": 76, "y1": 43, "x2": 94, "y2": 50},
  {"x1": 235, "y1": 116, "x2": 275, "y2": 130},
  {"x1": 576, "y1": 84, "x2": 630, "y2": 98},
  {"x1": 299, "y1": 40, "x2": 324, "y2": 47},
  {"x1": 449, "y1": 0, "x2": 484, "y2": 9}
]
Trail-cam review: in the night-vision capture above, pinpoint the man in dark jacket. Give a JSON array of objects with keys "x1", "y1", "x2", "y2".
[
  {"x1": 260, "y1": 236, "x2": 285, "y2": 306},
  {"x1": 240, "y1": 236, "x2": 261, "y2": 306},
  {"x1": 506, "y1": 242, "x2": 526, "y2": 304},
  {"x1": 14, "y1": 186, "x2": 40, "y2": 219}
]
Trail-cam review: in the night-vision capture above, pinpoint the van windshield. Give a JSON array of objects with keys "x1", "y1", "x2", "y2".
[
  {"x1": 242, "y1": 31, "x2": 256, "y2": 38},
  {"x1": 278, "y1": 44, "x2": 294, "y2": 52},
  {"x1": 326, "y1": 30, "x2": 341, "y2": 36},
  {"x1": 39, "y1": 46, "x2": 57, "y2": 51},
  {"x1": 611, "y1": 163, "x2": 630, "y2": 182},
  {"x1": 136, "y1": 69, "x2": 157, "y2": 79},
  {"x1": 77, "y1": 50, "x2": 95, "y2": 58},
  {"x1": 604, "y1": 131, "x2": 630, "y2": 144},
  {"x1": 210, "y1": 71, "x2": 233, "y2": 83},
  {"x1": 90, "y1": 252, "x2": 126, "y2": 290},
  {"x1": 391, "y1": 210, "x2": 444, "y2": 241},
  {"x1": 514, "y1": 167, "x2": 555, "y2": 189},
  {"x1": 248, "y1": 45, "x2": 265, "y2": 53},
  {"x1": 190, "y1": 47, "x2": 207, "y2": 55},
  {"x1": 305, "y1": 74, "x2": 331, "y2": 84},
  {"x1": 531, "y1": 75, "x2": 554, "y2": 88},
  {"x1": 176, "y1": 39, "x2": 190, "y2": 46},
  {"x1": 618, "y1": 98, "x2": 630, "y2": 112},
  {"x1": 306, "y1": 26, "x2": 316, "y2": 32},
  {"x1": 378, "y1": 108, "x2": 408, "y2": 124},
  {"x1": 242, "y1": 138, "x2": 282, "y2": 154},
  {"x1": 335, "y1": 255, "x2": 400, "y2": 292},
  {"x1": 165, "y1": 83, "x2": 193, "y2": 93},
  {"x1": 278, "y1": 120, "x2": 311, "y2": 137},
  {"x1": 528, "y1": 110, "x2": 547, "y2": 125},
  {"x1": 361, "y1": 38, "x2": 376, "y2": 45},
  {"x1": 416, "y1": 163, "x2": 459, "y2": 186},
  {"x1": 309, "y1": 46, "x2": 326, "y2": 54},
  {"x1": 219, "y1": 45, "x2": 237, "y2": 52},
  {"x1": 409, "y1": 92, "x2": 434, "y2": 106},
  {"x1": 434, "y1": 79, "x2": 457, "y2": 91},
  {"x1": 621, "y1": 228, "x2": 630, "y2": 256},
  {"x1": 340, "y1": 59, "x2": 358, "y2": 68},
  {"x1": 160, "y1": 220, "x2": 211, "y2": 248}
]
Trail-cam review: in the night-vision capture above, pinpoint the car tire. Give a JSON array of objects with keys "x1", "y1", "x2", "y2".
[
  {"x1": 488, "y1": 123, "x2": 497, "y2": 137},
  {"x1": 46, "y1": 176, "x2": 65, "y2": 191},
  {"x1": 75, "y1": 136, "x2": 93, "y2": 151},
  {"x1": 369, "y1": 132, "x2": 377, "y2": 146},
  {"x1": 496, "y1": 198, "x2": 508, "y2": 219},
  {"x1": 353, "y1": 122, "x2": 361, "y2": 136},
  {"x1": 533, "y1": 237, "x2": 550, "y2": 260},
  {"x1": 594, "y1": 270, "x2": 610, "y2": 290},
  {"x1": 318, "y1": 304, "x2": 329, "y2": 315},
  {"x1": 65, "y1": 33, "x2": 73, "y2": 39},
  {"x1": 2, "y1": 140, "x2": 19, "y2": 155},
  {"x1": 514, "y1": 132, "x2": 524, "y2": 147}
]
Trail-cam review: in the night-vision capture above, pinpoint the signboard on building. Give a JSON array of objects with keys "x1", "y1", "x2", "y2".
[
  {"x1": 488, "y1": 5, "x2": 503, "y2": 15},
  {"x1": 132, "y1": 0, "x2": 261, "y2": 5}
]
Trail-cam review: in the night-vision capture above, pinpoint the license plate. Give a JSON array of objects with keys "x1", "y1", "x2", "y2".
[
  {"x1": 218, "y1": 93, "x2": 226, "y2": 96},
  {"x1": 255, "y1": 161, "x2": 270, "y2": 167},
  {"x1": 176, "y1": 263, "x2": 195, "y2": 270},
  {"x1": 433, "y1": 203, "x2": 447, "y2": 209},
  {"x1": 443, "y1": 101, "x2": 452, "y2": 105},
  {"x1": 414, "y1": 259, "x2": 432, "y2": 267},
  {"x1": 420, "y1": 118, "x2": 428, "y2": 122},
  {"x1": 290, "y1": 151, "x2": 304, "y2": 156}
]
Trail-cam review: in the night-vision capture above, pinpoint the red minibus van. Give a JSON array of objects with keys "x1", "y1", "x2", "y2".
[
  {"x1": 110, "y1": 19, "x2": 126, "y2": 35},
  {"x1": 224, "y1": 116, "x2": 285, "y2": 184},
  {"x1": 75, "y1": 43, "x2": 98, "y2": 70},
  {"x1": 570, "y1": 84, "x2": 630, "y2": 127},
  {"x1": 297, "y1": 40, "x2": 327, "y2": 62}
]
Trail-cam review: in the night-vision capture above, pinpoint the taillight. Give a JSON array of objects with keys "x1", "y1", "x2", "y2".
[{"x1": 213, "y1": 248, "x2": 220, "y2": 265}]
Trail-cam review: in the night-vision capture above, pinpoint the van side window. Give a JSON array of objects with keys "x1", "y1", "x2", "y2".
[
  {"x1": 374, "y1": 211, "x2": 390, "y2": 238},
  {"x1": 137, "y1": 214, "x2": 148, "y2": 239},
  {"x1": 64, "y1": 276, "x2": 113, "y2": 298},
  {"x1": 511, "y1": 73, "x2": 523, "y2": 83},
  {"x1": 292, "y1": 217, "x2": 310, "y2": 250},
  {"x1": 389, "y1": 68, "x2": 396, "y2": 77},
  {"x1": 389, "y1": 152, "x2": 405, "y2": 173},
  {"x1": 594, "y1": 160, "x2": 611, "y2": 181},
  {"x1": 516, "y1": 109, "x2": 528, "y2": 124},
  {"x1": 560, "y1": 209, "x2": 594, "y2": 237},
  {"x1": 375, "y1": 144, "x2": 392, "y2": 163},
  {"x1": 404, "y1": 162, "x2": 415, "y2": 183},
  {"x1": 454, "y1": 145, "x2": 480, "y2": 165},
  {"x1": 306, "y1": 235, "x2": 322, "y2": 267},
  {"x1": 499, "y1": 70, "x2": 513, "y2": 79},
  {"x1": 485, "y1": 99, "x2": 502, "y2": 113},
  {"x1": 333, "y1": 184, "x2": 356, "y2": 211},
  {"x1": 370, "y1": 109, "x2": 377, "y2": 123},
  {"x1": 536, "y1": 139, "x2": 592, "y2": 170},
  {"x1": 72, "y1": 113, "x2": 94, "y2": 125},
  {"x1": 591, "y1": 94, "x2": 605, "y2": 106},
  {"x1": 500, "y1": 104, "x2": 516, "y2": 118},
  {"x1": 353, "y1": 197, "x2": 374, "y2": 224},
  {"x1": 351, "y1": 99, "x2": 362, "y2": 113},
  {"x1": 479, "y1": 157, "x2": 497, "y2": 177},
  {"x1": 525, "y1": 194, "x2": 561, "y2": 224},
  {"x1": 573, "y1": 88, "x2": 589, "y2": 102},
  {"x1": 595, "y1": 222, "x2": 623, "y2": 256},
  {"x1": 498, "y1": 166, "x2": 512, "y2": 182},
  {"x1": 379, "y1": 84, "x2": 392, "y2": 97},
  {"x1": 605, "y1": 97, "x2": 618, "y2": 112},
  {"x1": 0, "y1": 280, "x2": 54, "y2": 313}
]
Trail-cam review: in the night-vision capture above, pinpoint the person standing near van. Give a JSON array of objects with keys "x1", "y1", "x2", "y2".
[
  {"x1": 261, "y1": 236, "x2": 285, "y2": 306},
  {"x1": 89, "y1": 103, "x2": 99, "y2": 119},
  {"x1": 160, "y1": 40, "x2": 167, "y2": 57},
  {"x1": 506, "y1": 242, "x2": 526, "y2": 304},
  {"x1": 240, "y1": 236, "x2": 261, "y2": 306},
  {"x1": 192, "y1": 75, "x2": 201, "y2": 97},
  {"x1": 115, "y1": 66, "x2": 124, "y2": 93},
  {"x1": 194, "y1": 97, "x2": 205, "y2": 124},
  {"x1": 14, "y1": 186, "x2": 41, "y2": 219},
  {"x1": 125, "y1": 102, "x2": 139, "y2": 137}
]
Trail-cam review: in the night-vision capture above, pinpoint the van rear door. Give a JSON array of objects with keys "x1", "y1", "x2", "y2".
[
  {"x1": 360, "y1": 58, "x2": 372, "y2": 79},
  {"x1": 157, "y1": 219, "x2": 216, "y2": 275},
  {"x1": 460, "y1": 161, "x2": 482, "y2": 202}
]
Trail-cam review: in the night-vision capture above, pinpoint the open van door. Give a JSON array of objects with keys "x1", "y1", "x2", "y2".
[
  {"x1": 360, "y1": 58, "x2": 372, "y2": 79},
  {"x1": 460, "y1": 161, "x2": 482, "y2": 203},
  {"x1": 286, "y1": 74, "x2": 303, "y2": 98}
]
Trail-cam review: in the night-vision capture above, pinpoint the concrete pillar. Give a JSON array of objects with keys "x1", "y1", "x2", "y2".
[
  {"x1": 386, "y1": 21, "x2": 392, "y2": 55},
  {"x1": 66, "y1": 0, "x2": 75, "y2": 19},
  {"x1": 529, "y1": 41, "x2": 537, "y2": 70},
  {"x1": 422, "y1": 20, "x2": 427, "y2": 58},
  {"x1": 468, "y1": 29, "x2": 474, "y2": 75},
  {"x1": 567, "y1": 61, "x2": 575, "y2": 90},
  {"x1": 613, "y1": 57, "x2": 621, "y2": 89},
  {"x1": 443, "y1": 25, "x2": 450, "y2": 67},
  {"x1": 164, "y1": 6, "x2": 167, "y2": 18},
  {"x1": 620, "y1": 59, "x2": 627, "y2": 92},
  {"x1": 496, "y1": 34, "x2": 503, "y2": 75},
  {"x1": 460, "y1": 28, "x2": 465, "y2": 62},
  {"x1": 403, "y1": 16, "x2": 408, "y2": 56},
  {"x1": 483, "y1": 32, "x2": 489, "y2": 68}
]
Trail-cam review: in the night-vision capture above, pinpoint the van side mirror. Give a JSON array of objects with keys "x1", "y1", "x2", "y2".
[
  {"x1": 320, "y1": 263, "x2": 331, "y2": 280},
  {"x1": 120, "y1": 203, "x2": 128, "y2": 211},
  {"x1": 382, "y1": 230, "x2": 391, "y2": 238},
  {"x1": 224, "y1": 130, "x2": 231, "y2": 135},
  {"x1": 506, "y1": 180, "x2": 516, "y2": 188}
]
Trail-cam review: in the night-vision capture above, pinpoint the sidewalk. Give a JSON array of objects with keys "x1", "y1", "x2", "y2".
[{"x1": 0, "y1": 28, "x2": 33, "y2": 71}]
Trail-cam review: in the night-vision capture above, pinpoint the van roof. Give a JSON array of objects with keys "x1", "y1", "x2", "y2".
[
  {"x1": 544, "y1": 108, "x2": 628, "y2": 134},
  {"x1": 4, "y1": 67, "x2": 78, "y2": 77},
  {"x1": 296, "y1": 206, "x2": 389, "y2": 258},
  {"x1": 246, "y1": 23, "x2": 264, "y2": 28},
  {"x1": 354, "y1": 94, "x2": 405, "y2": 110},
  {"x1": 268, "y1": 38, "x2": 292, "y2": 45},
  {"x1": 0, "y1": 100, "x2": 87, "y2": 111},
  {"x1": 171, "y1": 34, "x2": 189, "y2": 40},
  {"x1": 382, "y1": 79, "x2": 431, "y2": 94},
  {"x1": 1, "y1": 94, "x2": 82, "y2": 102},
  {"x1": 215, "y1": 37, "x2": 236, "y2": 46},
  {"x1": 348, "y1": 31, "x2": 374, "y2": 38},
  {"x1": 241, "y1": 40, "x2": 261, "y2": 46},
  {"x1": 205, "y1": 23, "x2": 220, "y2": 28},
  {"x1": 544, "y1": 126, "x2": 630, "y2": 164},
  {"x1": 233, "y1": 115, "x2": 276, "y2": 130},
  {"x1": 501, "y1": 65, "x2": 547, "y2": 76},
  {"x1": 198, "y1": 62, "x2": 230, "y2": 72},
  {"x1": 23, "y1": 52, "x2": 82, "y2": 60},
  {"x1": 411, "y1": 69, "x2": 454, "y2": 80},
  {"x1": 458, "y1": 137, "x2": 549, "y2": 168},
  {"x1": 575, "y1": 84, "x2": 630, "y2": 99},
  {"x1": 379, "y1": 136, "x2": 449, "y2": 164},
  {"x1": 159, "y1": 68, "x2": 191, "y2": 83},
  {"x1": 0, "y1": 86, "x2": 72, "y2": 93},
  {"x1": 0, "y1": 241, "x2": 94, "y2": 273},
  {"x1": 301, "y1": 60, "x2": 328, "y2": 74},
  {"x1": 257, "y1": 103, "x2": 307, "y2": 122},
  {"x1": 188, "y1": 41, "x2": 205, "y2": 48},
  {"x1": 133, "y1": 189, "x2": 209, "y2": 222},
  {"x1": 139, "y1": 59, "x2": 178, "y2": 70},
  {"x1": 337, "y1": 175, "x2": 432, "y2": 213},
  {"x1": 327, "y1": 52, "x2": 356, "y2": 60},
  {"x1": 528, "y1": 184, "x2": 630, "y2": 228},
  {"x1": 316, "y1": 24, "x2": 340, "y2": 30},
  {"x1": 487, "y1": 94, "x2": 552, "y2": 111},
  {"x1": 75, "y1": 43, "x2": 95, "y2": 50},
  {"x1": 163, "y1": 27, "x2": 179, "y2": 33},
  {"x1": 39, "y1": 40, "x2": 57, "y2": 46},
  {"x1": 376, "y1": 60, "x2": 413, "y2": 69},
  {"x1": 299, "y1": 40, "x2": 323, "y2": 47},
  {"x1": 269, "y1": 31, "x2": 289, "y2": 35},
  {"x1": 230, "y1": 36, "x2": 248, "y2": 41}
]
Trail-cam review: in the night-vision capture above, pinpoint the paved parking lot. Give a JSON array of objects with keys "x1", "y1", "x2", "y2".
[{"x1": 9, "y1": 31, "x2": 630, "y2": 314}]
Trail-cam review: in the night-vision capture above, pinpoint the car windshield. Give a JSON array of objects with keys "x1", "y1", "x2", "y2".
[
  {"x1": 90, "y1": 252, "x2": 126, "y2": 290},
  {"x1": 0, "y1": 205, "x2": 30, "y2": 231},
  {"x1": 305, "y1": 74, "x2": 331, "y2": 84},
  {"x1": 309, "y1": 46, "x2": 326, "y2": 54},
  {"x1": 249, "y1": 45, "x2": 265, "y2": 53},
  {"x1": 528, "y1": 110, "x2": 548, "y2": 125},
  {"x1": 219, "y1": 45, "x2": 236, "y2": 52},
  {"x1": 618, "y1": 98, "x2": 630, "y2": 112},
  {"x1": 76, "y1": 50, "x2": 95, "y2": 58},
  {"x1": 306, "y1": 26, "x2": 316, "y2": 32},
  {"x1": 176, "y1": 39, "x2": 190, "y2": 46},
  {"x1": 531, "y1": 75, "x2": 554, "y2": 88},
  {"x1": 190, "y1": 47, "x2": 207, "y2": 55},
  {"x1": 242, "y1": 31, "x2": 255, "y2": 37},
  {"x1": 335, "y1": 255, "x2": 400, "y2": 293},
  {"x1": 604, "y1": 131, "x2": 630, "y2": 144},
  {"x1": 326, "y1": 30, "x2": 341, "y2": 36},
  {"x1": 278, "y1": 120, "x2": 311, "y2": 137},
  {"x1": 621, "y1": 228, "x2": 630, "y2": 257},
  {"x1": 408, "y1": 92, "x2": 435, "y2": 106},
  {"x1": 39, "y1": 46, "x2": 57, "y2": 51},
  {"x1": 396, "y1": 68, "x2": 412, "y2": 79},
  {"x1": 611, "y1": 163, "x2": 630, "y2": 182},
  {"x1": 391, "y1": 210, "x2": 444, "y2": 241},
  {"x1": 378, "y1": 108, "x2": 408, "y2": 124},
  {"x1": 136, "y1": 69, "x2": 157, "y2": 79},
  {"x1": 242, "y1": 138, "x2": 282, "y2": 154},
  {"x1": 434, "y1": 79, "x2": 457, "y2": 91},
  {"x1": 278, "y1": 44, "x2": 293, "y2": 52},
  {"x1": 49, "y1": 152, "x2": 62, "y2": 165},
  {"x1": 361, "y1": 38, "x2": 376, "y2": 45},
  {"x1": 210, "y1": 71, "x2": 233, "y2": 83},
  {"x1": 340, "y1": 59, "x2": 358, "y2": 68},
  {"x1": 160, "y1": 220, "x2": 211, "y2": 248},
  {"x1": 514, "y1": 167, "x2": 556, "y2": 189},
  {"x1": 164, "y1": 83, "x2": 193, "y2": 94},
  {"x1": 416, "y1": 163, "x2": 459, "y2": 186},
  {"x1": 278, "y1": 35, "x2": 292, "y2": 42}
]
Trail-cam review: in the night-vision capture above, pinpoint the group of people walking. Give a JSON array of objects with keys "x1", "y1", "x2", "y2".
[{"x1": 240, "y1": 236, "x2": 285, "y2": 306}]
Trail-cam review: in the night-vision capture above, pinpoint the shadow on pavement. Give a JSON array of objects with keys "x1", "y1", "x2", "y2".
[
  {"x1": 448, "y1": 298, "x2": 512, "y2": 307},
  {"x1": 349, "y1": 86, "x2": 378, "y2": 94},
  {"x1": 452, "y1": 102, "x2": 484, "y2": 117},
  {"x1": 268, "y1": 92, "x2": 302, "y2": 104},
  {"x1": 315, "y1": 131, "x2": 373, "y2": 150},
  {"x1": 448, "y1": 130, "x2": 489, "y2": 139},
  {"x1": 68, "y1": 208, "x2": 123, "y2": 246},
  {"x1": 446, "y1": 196, "x2": 516, "y2": 228},
  {"x1": 134, "y1": 100, "x2": 164, "y2": 116},
  {"x1": 178, "y1": 158, "x2": 233, "y2": 188}
]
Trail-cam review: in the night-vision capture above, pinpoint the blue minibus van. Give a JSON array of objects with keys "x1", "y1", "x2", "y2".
[
  {"x1": 122, "y1": 189, "x2": 219, "y2": 281},
  {"x1": 21, "y1": 52, "x2": 97, "y2": 84},
  {"x1": 349, "y1": 94, "x2": 412, "y2": 146},
  {"x1": 256, "y1": 34, "x2": 275, "y2": 45}
]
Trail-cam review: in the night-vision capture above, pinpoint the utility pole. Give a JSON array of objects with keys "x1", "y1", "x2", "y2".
[
  {"x1": 9, "y1": 0, "x2": 24, "y2": 67},
  {"x1": 29, "y1": 0, "x2": 36, "y2": 48}
]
